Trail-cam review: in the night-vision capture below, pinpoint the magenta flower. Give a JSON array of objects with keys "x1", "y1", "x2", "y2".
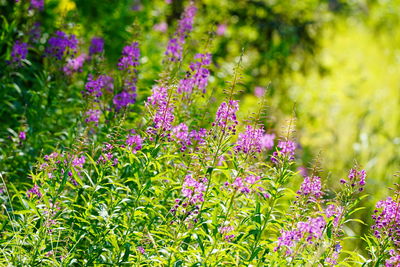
[
  {"x1": 63, "y1": 54, "x2": 87, "y2": 75},
  {"x1": 254, "y1": 86, "x2": 265, "y2": 97},
  {"x1": 260, "y1": 133, "x2": 275, "y2": 150},
  {"x1": 213, "y1": 100, "x2": 239, "y2": 134},
  {"x1": 18, "y1": 131, "x2": 26, "y2": 141},
  {"x1": 181, "y1": 175, "x2": 207, "y2": 204},
  {"x1": 216, "y1": 24, "x2": 227, "y2": 36},
  {"x1": 297, "y1": 175, "x2": 323, "y2": 200},
  {"x1": 177, "y1": 53, "x2": 212, "y2": 94},
  {"x1": 235, "y1": 125, "x2": 265, "y2": 154},
  {"x1": 84, "y1": 74, "x2": 114, "y2": 98},
  {"x1": 27, "y1": 184, "x2": 42, "y2": 198},
  {"x1": 126, "y1": 134, "x2": 143, "y2": 153}
]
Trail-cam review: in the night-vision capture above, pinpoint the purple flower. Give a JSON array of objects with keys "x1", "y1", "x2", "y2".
[
  {"x1": 177, "y1": 53, "x2": 212, "y2": 94},
  {"x1": 118, "y1": 42, "x2": 140, "y2": 71},
  {"x1": 254, "y1": 86, "x2": 265, "y2": 97},
  {"x1": 72, "y1": 155, "x2": 85, "y2": 168},
  {"x1": 154, "y1": 22, "x2": 168, "y2": 32},
  {"x1": 177, "y1": 5, "x2": 197, "y2": 36},
  {"x1": 372, "y1": 197, "x2": 400, "y2": 243},
  {"x1": 126, "y1": 134, "x2": 143, "y2": 153},
  {"x1": 85, "y1": 109, "x2": 101, "y2": 124},
  {"x1": 11, "y1": 41, "x2": 28, "y2": 65},
  {"x1": 165, "y1": 38, "x2": 183, "y2": 62},
  {"x1": 84, "y1": 74, "x2": 114, "y2": 98},
  {"x1": 165, "y1": 3, "x2": 197, "y2": 62},
  {"x1": 216, "y1": 24, "x2": 227, "y2": 36},
  {"x1": 213, "y1": 100, "x2": 239, "y2": 134},
  {"x1": 153, "y1": 101, "x2": 174, "y2": 131},
  {"x1": 325, "y1": 204, "x2": 343, "y2": 227},
  {"x1": 63, "y1": 54, "x2": 86, "y2": 75},
  {"x1": 386, "y1": 250, "x2": 400, "y2": 267},
  {"x1": 89, "y1": 37, "x2": 104, "y2": 56},
  {"x1": 181, "y1": 175, "x2": 207, "y2": 204},
  {"x1": 297, "y1": 176, "x2": 323, "y2": 200},
  {"x1": 113, "y1": 91, "x2": 136, "y2": 110},
  {"x1": 137, "y1": 246, "x2": 145, "y2": 255},
  {"x1": 260, "y1": 133, "x2": 275, "y2": 150},
  {"x1": 18, "y1": 131, "x2": 26, "y2": 141},
  {"x1": 147, "y1": 86, "x2": 168, "y2": 106},
  {"x1": 27, "y1": 184, "x2": 42, "y2": 198},
  {"x1": 271, "y1": 140, "x2": 296, "y2": 163},
  {"x1": 219, "y1": 225, "x2": 235, "y2": 241},
  {"x1": 276, "y1": 216, "x2": 326, "y2": 254},
  {"x1": 30, "y1": 0, "x2": 44, "y2": 10},
  {"x1": 235, "y1": 125, "x2": 265, "y2": 154},
  {"x1": 45, "y1": 31, "x2": 78, "y2": 60}
]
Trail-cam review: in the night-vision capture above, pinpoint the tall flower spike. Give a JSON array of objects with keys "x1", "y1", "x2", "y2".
[
  {"x1": 11, "y1": 41, "x2": 28, "y2": 66},
  {"x1": 114, "y1": 42, "x2": 140, "y2": 110},
  {"x1": 165, "y1": 3, "x2": 197, "y2": 62},
  {"x1": 213, "y1": 100, "x2": 239, "y2": 135},
  {"x1": 45, "y1": 31, "x2": 78, "y2": 60}
]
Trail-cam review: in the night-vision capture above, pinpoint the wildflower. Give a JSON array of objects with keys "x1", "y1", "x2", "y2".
[
  {"x1": 126, "y1": 134, "x2": 143, "y2": 153},
  {"x1": 154, "y1": 22, "x2": 168, "y2": 32},
  {"x1": 371, "y1": 197, "x2": 400, "y2": 243},
  {"x1": 271, "y1": 140, "x2": 296, "y2": 163},
  {"x1": 340, "y1": 167, "x2": 366, "y2": 192},
  {"x1": 45, "y1": 31, "x2": 78, "y2": 60},
  {"x1": 113, "y1": 91, "x2": 137, "y2": 110},
  {"x1": 213, "y1": 100, "x2": 239, "y2": 134},
  {"x1": 11, "y1": 41, "x2": 28, "y2": 65},
  {"x1": 147, "y1": 86, "x2": 168, "y2": 106},
  {"x1": 27, "y1": 184, "x2": 42, "y2": 198},
  {"x1": 84, "y1": 74, "x2": 114, "y2": 98},
  {"x1": 254, "y1": 86, "x2": 265, "y2": 97},
  {"x1": 260, "y1": 133, "x2": 275, "y2": 150},
  {"x1": 235, "y1": 125, "x2": 265, "y2": 154},
  {"x1": 181, "y1": 175, "x2": 207, "y2": 204},
  {"x1": 219, "y1": 225, "x2": 235, "y2": 241},
  {"x1": 165, "y1": 38, "x2": 183, "y2": 62},
  {"x1": 18, "y1": 131, "x2": 26, "y2": 141},
  {"x1": 89, "y1": 37, "x2": 104, "y2": 56},
  {"x1": 276, "y1": 216, "x2": 326, "y2": 254},
  {"x1": 137, "y1": 246, "x2": 145, "y2": 255},
  {"x1": 85, "y1": 109, "x2": 101, "y2": 124},
  {"x1": 177, "y1": 53, "x2": 212, "y2": 94},
  {"x1": 386, "y1": 250, "x2": 400, "y2": 267},
  {"x1": 297, "y1": 176, "x2": 323, "y2": 200},
  {"x1": 165, "y1": 3, "x2": 197, "y2": 62},
  {"x1": 325, "y1": 204, "x2": 343, "y2": 227},
  {"x1": 117, "y1": 42, "x2": 140, "y2": 71},
  {"x1": 72, "y1": 155, "x2": 85, "y2": 168},
  {"x1": 216, "y1": 23, "x2": 227, "y2": 36},
  {"x1": 63, "y1": 54, "x2": 86, "y2": 75},
  {"x1": 30, "y1": 0, "x2": 44, "y2": 10}
]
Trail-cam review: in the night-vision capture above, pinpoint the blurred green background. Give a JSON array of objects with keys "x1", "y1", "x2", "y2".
[{"x1": 1, "y1": 0, "x2": 400, "y2": 255}]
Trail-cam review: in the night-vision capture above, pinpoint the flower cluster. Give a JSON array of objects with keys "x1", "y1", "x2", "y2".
[
  {"x1": 84, "y1": 74, "x2": 114, "y2": 98},
  {"x1": 177, "y1": 53, "x2": 212, "y2": 95},
  {"x1": 97, "y1": 143, "x2": 118, "y2": 166},
  {"x1": 224, "y1": 175, "x2": 261, "y2": 194},
  {"x1": 11, "y1": 41, "x2": 28, "y2": 66},
  {"x1": 219, "y1": 225, "x2": 235, "y2": 241},
  {"x1": 296, "y1": 175, "x2": 323, "y2": 201},
  {"x1": 235, "y1": 125, "x2": 265, "y2": 155},
  {"x1": 45, "y1": 31, "x2": 78, "y2": 60},
  {"x1": 181, "y1": 175, "x2": 207, "y2": 204},
  {"x1": 165, "y1": 4, "x2": 197, "y2": 61},
  {"x1": 276, "y1": 216, "x2": 326, "y2": 255},
  {"x1": 213, "y1": 100, "x2": 239, "y2": 135},
  {"x1": 271, "y1": 139, "x2": 296, "y2": 163},
  {"x1": 63, "y1": 54, "x2": 86, "y2": 75},
  {"x1": 325, "y1": 204, "x2": 343, "y2": 227},
  {"x1": 372, "y1": 196, "x2": 400, "y2": 243},
  {"x1": 126, "y1": 134, "x2": 143, "y2": 153},
  {"x1": 89, "y1": 37, "x2": 104, "y2": 56},
  {"x1": 340, "y1": 167, "x2": 366, "y2": 192},
  {"x1": 386, "y1": 250, "x2": 400, "y2": 267},
  {"x1": 147, "y1": 87, "x2": 175, "y2": 134},
  {"x1": 260, "y1": 133, "x2": 275, "y2": 150},
  {"x1": 27, "y1": 184, "x2": 42, "y2": 198},
  {"x1": 114, "y1": 42, "x2": 140, "y2": 109},
  {"x1": 171, "y1": 123, "x2": 207, "y2": 151}
]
